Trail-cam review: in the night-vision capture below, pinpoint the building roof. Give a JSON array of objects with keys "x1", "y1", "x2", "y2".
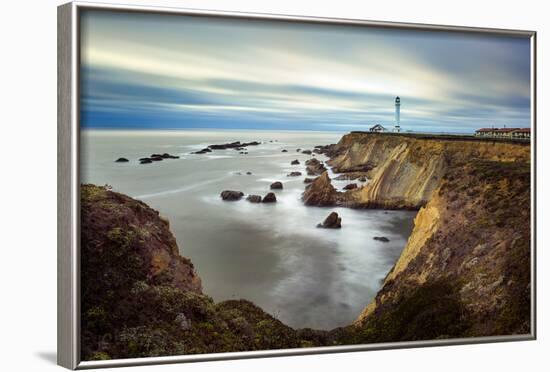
[
  {"x1": 370, "y1": 124, "x2": 386, "y2": 130},
  {"x1": 512, "y1": 128, "x2": 531, "y2": 133},
  {"x1": 476, "y1": 128, "x2": 494, "y2": 132}
]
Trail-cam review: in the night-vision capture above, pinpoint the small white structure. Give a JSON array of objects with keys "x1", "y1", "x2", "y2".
[
  {"x1": 369, "y1": 124, "x2": 386, "y2": 132},
  {"x1": 394, "y1": 96, "x2": 401, "y2": 133}
]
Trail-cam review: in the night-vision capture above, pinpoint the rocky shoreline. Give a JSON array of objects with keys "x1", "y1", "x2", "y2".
[{"x1": 82, "y1": 132, "x2": 532, "y2": 360}]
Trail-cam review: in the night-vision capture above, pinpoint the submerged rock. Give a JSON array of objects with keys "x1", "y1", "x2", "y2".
[
  {"x1": 317, "y1": 212, "x2": 342, "y2": 229},
  {"x1": 358, "y1": 177, "x2": 367, "y2": 182},
  {"x1": 246, "y1": 171, "x2": 253, "y2": 175},
  {"x1": 373, "y1": 236, "x2": 390, "y2": 242},
  {"x1": 262, "y1": 192, "x2": 277, "y2": 203},
  {"x1": 193, "y1": 148, "x2": 212, "y2": 154},
  {"x1": 291, "y1": 159, "x2": 300, "y2": 165},
  {"x1": 220, "y1": 190, "x2": 244, "y2": 201},
  {"x1": 281, "y1": 149, "x2": 288, "y2": 152},
  {"x1": 287, "y1": 171, "x2": 302, "y2": 177},
  {"x1": 115, "y1": 157, "x2": 129, "y2": 163},
  {"x1": 270, "y1": 181, "x2": 283, "y2": 190},
  {"x1": 301, "y1": 150, "x2": 312, "y2": 155},
  {"x1": 246, "y1": 195, "x2": 262, "y2": 203},
  {"x1": 208, "y1": 141, "x2": 260, "y2": 150},
  {"x1": 139, "y1": 159, "x2": 153, "y2": 164}
]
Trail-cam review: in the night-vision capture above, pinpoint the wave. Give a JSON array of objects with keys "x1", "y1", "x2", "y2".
[{"x1": 134, "y1": 175, "x2": 232, "y2": 199}]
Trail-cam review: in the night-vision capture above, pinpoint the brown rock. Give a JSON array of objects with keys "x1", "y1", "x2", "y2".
[
  {"x1": 246, "y1": 195, "x2": 262, "y2": 203},
  {"x1": 343, "y1": 183, "x2": 358, "y2": 190},
  {"x1": 262, "y1": 192, "x2": 277, "y2": 203},
  {"x1": 302, "y1": 171, "x2": 338, "y2": 206},
  {"x1": 291, "y1": 159, "x2": 300, "y2": 165},
  {"x1": 287, "y1": 171, "x2": 302, "y2": 177},
  {"x1": 317, "y1": 212, "x2": 342, "y2": 229},
  {"x1": 305, "y1": 158, "x2": 326, "y2": 176},
  {"x1": 270, "y1": 181, "x2": 283, "y2": 190},
  {"x1": 220, "y1": 190, "x2": 244, "y2": 201}
]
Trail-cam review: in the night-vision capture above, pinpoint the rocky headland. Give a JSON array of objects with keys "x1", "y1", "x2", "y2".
[
  {"x1": 81, "y1": 184, "x2": 327, "y2": 360},
  {"x1": 306, "y1": 132, "x2": 531, "y2": 340},
  {"x1": 82, "y1": 132, "x2": 532, "y2": 360}
]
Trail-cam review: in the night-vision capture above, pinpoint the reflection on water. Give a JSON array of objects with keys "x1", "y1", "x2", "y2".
[{"x1": 81, "y1": 129, "x2": 416, "y2": 329}]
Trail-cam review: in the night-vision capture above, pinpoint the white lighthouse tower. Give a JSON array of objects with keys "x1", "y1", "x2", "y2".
[{"x1": 394, "y1": 96, "x2": 401, "y2": 133}]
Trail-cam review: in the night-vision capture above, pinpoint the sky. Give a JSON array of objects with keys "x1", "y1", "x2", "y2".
[{"x1": 80, "y1": 10, "x2": 531, "y2": 133}]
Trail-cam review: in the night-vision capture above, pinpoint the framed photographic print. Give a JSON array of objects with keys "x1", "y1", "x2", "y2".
[{"x1": 57, "y1": 1, "x2": 536, "y2": 369}]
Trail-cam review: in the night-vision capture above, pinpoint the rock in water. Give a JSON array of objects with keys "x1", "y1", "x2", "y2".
[
  {"x1": 302, "y1": 171, "x2": 338, "y2": 206},
  {"x1": 287, "y1": 171, "x2": 302, "y2": 177},
  {"x1": 246, "y1": 195, "x2": 262, "y2": 203},
  {"x1": 220, "y1": 190, "x2": 244, "y2": 201},
  {"x1": 317, "y1": 212, "x2": 342, "y2": 229},
  {"x1": 343, "y1": 183, "x2": 358, "y2": 190},
  {"x1": 358, "y1": 177, "x2": 367, "y2": 182},
  {"x1": 193, "y1": 148, "x2": 212, "y2": 154},
  {"x1": 373, "y1": 236, "x2": 390, "y2": 242},
  {"x1": 262, "y1": 192, "x2": 277, "y2": 203},
  {"x1": 281, "y1": 149, "x2": 288, "y2": 152},
  {"x1": 140, "y1": 159, "x2": 153, "y2": 164},
  {"x1": 115, "y1": 157, "x2": 129, "y2": 162},
  {"x1": 208, "y1": 141, "x2": 260, "y2": 150},
  {"x1": 303, "y1": 178, "x2": 314, "y2": 184},
  {"x1": 291, "y1": 159, "x2": 300, "y2": 165},
  {"x1": 270, "y1": 181, "x2": 283, "y2": 190},
  {"x1": 301, "y1": 150, "x2": 312, "y2": 154},
  {"x1": 305, "y1": 158, "x2": 326, "y2": 176}
]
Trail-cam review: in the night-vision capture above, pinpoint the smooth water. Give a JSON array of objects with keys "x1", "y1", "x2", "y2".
[{"x1": 81, "y1": 129, "x2": 416, "y2": 330}]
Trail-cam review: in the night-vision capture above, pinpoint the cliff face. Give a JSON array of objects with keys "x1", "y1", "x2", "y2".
[
  {"x1": 327, "y1": 133, "x2": 530, "y2": 209},
  {"x1": 81, "y1": 185, "x2": 328, "y2": 361},
  {"x1": 322, "y1": 133, "x2": 531, "y2": 340}
]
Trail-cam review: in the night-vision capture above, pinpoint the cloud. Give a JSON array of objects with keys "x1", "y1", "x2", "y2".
[{"x1": 79, "y1": 10, "x2": 531, "y2": 133}]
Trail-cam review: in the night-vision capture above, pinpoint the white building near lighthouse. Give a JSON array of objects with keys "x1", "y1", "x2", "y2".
[{"x1": 394, "y1": 96, "x2": 401, "y2": 133}]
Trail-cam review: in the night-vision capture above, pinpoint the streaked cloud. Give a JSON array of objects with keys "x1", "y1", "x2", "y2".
[{"x1": 80, "y1": 10, "x2": 531, "y2": 133}]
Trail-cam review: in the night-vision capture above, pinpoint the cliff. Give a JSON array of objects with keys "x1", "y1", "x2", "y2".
[
  {"x1": 81, "y1": 184, "x2": 327, "y2": 360},
  {"x1": 316, "y1": 133, "x2": 531, "y2": 340},
  {"x1": 315, "y1": 132, "x2": 530, "y2": 209},
  {"x1": 81, "y1": 131, "x2": 532, "y2": 359}
]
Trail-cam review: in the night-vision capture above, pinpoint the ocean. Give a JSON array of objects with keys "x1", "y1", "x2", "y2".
[{"x1": 80, "y1": 129, "x2": 416, "y2": 330}]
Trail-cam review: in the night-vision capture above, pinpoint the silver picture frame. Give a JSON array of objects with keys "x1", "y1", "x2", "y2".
[{"x1": 58, "y1": 1, "x2": 537, "y2": 369}]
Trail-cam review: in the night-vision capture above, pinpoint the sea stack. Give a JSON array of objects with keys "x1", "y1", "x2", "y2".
[{"x1": 317, "y1": 212, "x2": 342, "y2": 229}]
